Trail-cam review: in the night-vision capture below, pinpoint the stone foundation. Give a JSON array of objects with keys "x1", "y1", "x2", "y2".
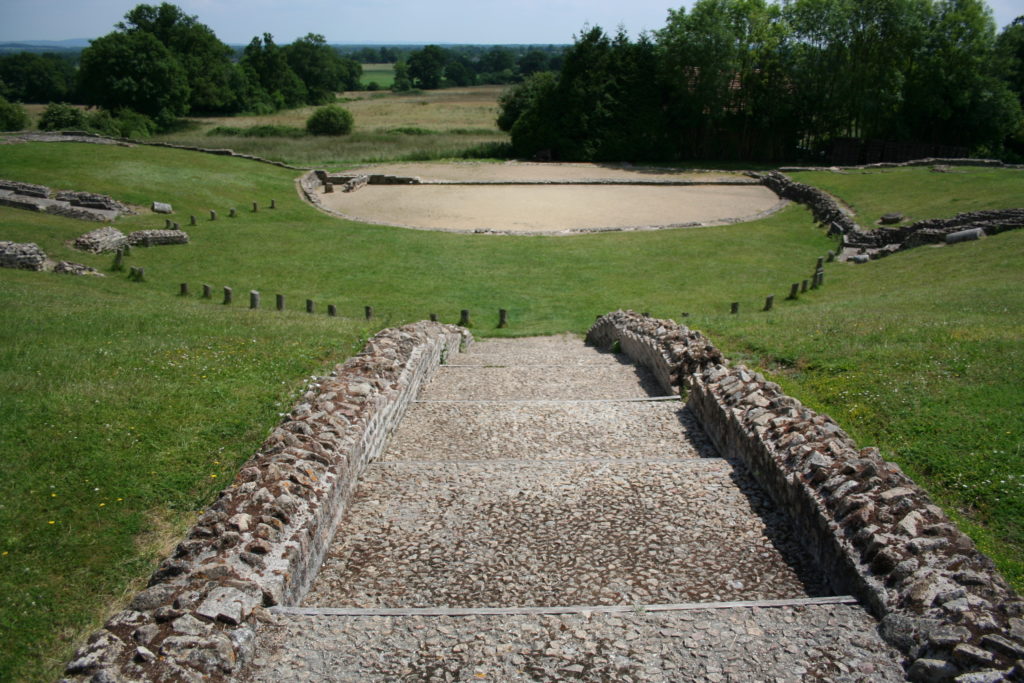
[
  {"x1": 62, "y1": 322, "x2": 469, "y2": 682},
  {"x1": 127, "y1": 230, "x2": 189, "y2": 247},
  {"x1": 587, "y1": 310, "x2": 1024, "y2": 682},
  {"x1": 74, "y1": 226, "x2": 129, "y2": 253},
  {"x1": 0, "y1": 240, "x2": 46, "y2": 270},
  {"x1": 0, "y1": 177, "x2": 133, "y2": 222}
]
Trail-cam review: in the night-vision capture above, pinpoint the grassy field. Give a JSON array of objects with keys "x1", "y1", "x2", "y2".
[
  {"x1": 360, "y1": 62, "x2": 396, "y2": 89},
  {"x1": 154, "y1": 85, "x2": 509, "y2": 167},
  {"x1": 0, "y1": 138, "x2": 1021, "y2": 681},
  {"x1": 790, "y1": 166, "x2": 1024, "y2": 227}
]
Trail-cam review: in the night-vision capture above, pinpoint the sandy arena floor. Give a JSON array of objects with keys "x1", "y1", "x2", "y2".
[{"x1": 317, "y1": 162, "x2": 784, "y2": 233}]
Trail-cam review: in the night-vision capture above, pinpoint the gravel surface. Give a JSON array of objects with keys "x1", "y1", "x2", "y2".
[
  {"x1": 451, "y1": 336, "x2": 619, "y2": 366},
  {"x1": 321, "y1": 184, "x2": 783, "y2": 233},
  {"x1": 246, "y1": 605, "x2": 905, "y2": 682},
  {"x1": 384, "y1": 401, "x2": 717, "y2": 461},
  {"x1": 303, "y1": 459, "x2": 828, "y2": 608},
  {"x1": 417, "y1": 365, "x2": 666, "y2": 401}
]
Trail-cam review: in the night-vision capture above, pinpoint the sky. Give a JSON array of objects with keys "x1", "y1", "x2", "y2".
[{"x1": 0, "y1": 0, "x2": 1020, "y2": 45}]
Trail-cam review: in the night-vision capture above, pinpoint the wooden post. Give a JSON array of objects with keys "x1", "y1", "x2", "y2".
[
  {"x1": 229, "y1": 208, "x2": 237, "y2": 218},
  {"x1": 180, "y1": 283, "x2": 189, "y2": 296},
  {"x1": 202, "y1": 284, "x2": 212, "y2": 299},
  {"x1": 327, "y1": 304, "x2": 337, "y2": 317},
  {"x1": 730, "y1": 302, "x2": 739, "y2": 314},
  {"x1": 252, "y1": 201, "x2": 258, "y2": 213},
  {"x1": 429, "y1": 313, "x2": 438, "y2": 322},
  {"x1": 190, "y1": 215, "x2": 197, "y2": 226},
  {"x1": 459, "y1": 309, "x2": 471, "y2": 327},
  {"x1": 250, "y1": 290, "x2": 260, "y2": 309},
  {"x1": 763, "y1": 295, "x2": 774, "y2": 311},
  {"x1": 826, "y1": 250, "x2": 835, "y2": 263},
  {"x1": 817, "y1": 270, "x2": 825, "y2": 286},
  {"x1": 223, "y1": 286, "x2": 233, "y2": 305},
  {"x1": 165, "y1": 218, "x2": 172, "y2": 229},
  {"x1": 306, "y1": 299, "x2": 314, "y2": 314},
  {"x1": 112, "y1": 249, "x2": 124, "y2": 271},
  {"x1": 123, "y1": 244, "x2": 131, "y2": 255},
  {"x1": 210, "y1": 210, "x2": 217, "y2": 221},
  {"x1": 364, "y1": 305, "x2": 373, "y2": 320},
  {"x1": 172, "y1": 222, "x2": 180, "y2": 230},
  {"x1": 787, "y1": 283, "x2": 799, "y2": 300},
  {"x1": 498, "y1": 309, "x2": 509, "y2": 328},
  {"x1": 128, "y1": 266, "x2": 138, "y2": 281},
  {"x1": 801, "y1": 279, "x2": 809, "y2": 293},
  {"x1": 816, "y1": 256, "x2": 824, "y2": 270},
  {"x1": 276, "y1": 294, "x2": 285, "y2": 311},
  {"x1": 270, "y1": 199, "x2": 276, "y2": 209},
  {"x1": 136, "y1": 267, "x2": 145, "y2": 281}
]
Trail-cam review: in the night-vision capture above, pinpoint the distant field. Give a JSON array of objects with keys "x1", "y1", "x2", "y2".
[
  {"x1": 0, "y1": 141, "x2": 1021, "y2": 681},
  {"x1": 360, "y1": 62, "x2": 395, "y2": 89},
  {"x1": 157, "y1": 85, "x2": 508, "y2": 167}
]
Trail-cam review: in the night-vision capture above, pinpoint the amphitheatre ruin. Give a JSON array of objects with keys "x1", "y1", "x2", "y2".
[{"x1": 311, "y1": 162, "x2": 786, "y2": 233}]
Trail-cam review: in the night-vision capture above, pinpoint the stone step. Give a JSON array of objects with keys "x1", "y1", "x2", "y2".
[
  {"x1": 416, "y1": 365, "x2": 665, "y2": 401},
  {"x1": 246, "y1": 602, "x2": 905, "y2": 681},
  {"x1": 452, "y1": 335, "x2": 620, "y2": 366},
  {"x1": 303, "y1": 459, "x2": 829, "y2": 610},
  {"x1": 383, "y1": 400, "x2": 717, "y2": 462}
]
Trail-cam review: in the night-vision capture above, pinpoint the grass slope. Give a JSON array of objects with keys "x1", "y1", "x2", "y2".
[{"x1": 0, "y1": 140, "x2": 1021, "y2": 680}]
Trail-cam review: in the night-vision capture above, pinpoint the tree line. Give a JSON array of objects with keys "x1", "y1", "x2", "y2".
[
  {"x1": 0, "y1": 3, "x2": 363, "y2": 131},
  {"x1": 391, "y1": 45, "x2": 566, "y2": 90},
  {"x1": 499, "y1": 0, "x2": 1024, "y2": 162}
]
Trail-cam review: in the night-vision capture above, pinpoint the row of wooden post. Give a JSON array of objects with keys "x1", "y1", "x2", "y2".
[
  {"x1": 730, "y1": 251, "x2": 832, "y2": 315},
  {"x1": 193, "y1": 200, "x2": 276, "y2": 225},
  {"x1": 178, "y1": 284, "x2": 510, "y2": 327}
]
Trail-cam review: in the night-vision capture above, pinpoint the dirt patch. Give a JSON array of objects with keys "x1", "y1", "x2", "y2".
[{"x1": 316, "y1": 163, "x2": 783, "y2": 233}]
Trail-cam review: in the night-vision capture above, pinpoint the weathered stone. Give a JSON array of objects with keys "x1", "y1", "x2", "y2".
[
  {"x1": 172, "y1": 613, "x2": 212, "y2": 636},
  {"x1": 66, "y1": 632, "x2": 125, "y2": 674},
  {"x1": 195, "y1": 583, "x2": 262, "y2": 625},
  {"x1": 982, "y1": 634, "x2": 1024, "y2": 660},
  {"x1": 953, "y1": 643, "x2": 998, "y2": 667},
  {"x1": 152, "y1": 201, "x2": 173, "y2": 214},
  {"x1": 74, "y1": 226, "x2": 127, "y2": 253},
  {"x1": 160, "y1": 633, "x2": 237, "y2": 674},
  {"x1": 127, "y1": 229, "x2": 189, "y2": 247},
  {"x1": 129, "y1": 583, "x2": 179, "y2": 612},
  {"x1": 0, "y1": 241, "x2": 46, "y2": 270},
  {"x1": 908, "y1": 658, "x2": 961, "y2": 682}
]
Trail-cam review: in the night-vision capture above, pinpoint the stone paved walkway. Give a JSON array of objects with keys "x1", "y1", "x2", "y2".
[{"x1": 240, "y1": 336, "x2": 905, "y2": 681}]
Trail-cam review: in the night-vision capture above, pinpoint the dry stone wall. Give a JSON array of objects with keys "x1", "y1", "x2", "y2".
[
  {"x1": 0, "y1": 177, "x2": 133, "y2": 222},
  {"x1": 127, "y1": 229, "x2": 189, "y2": 247},
  {"x1": 62, "y1": 322, "x2": 469, "y2": 683},
  {"x1": 74, "y1": 226, "x2": 128, "y2": 254},
  {"x1": 0, "y1": 240, "x2": 46, "y2": 270},
  {"x1": 758, "y1": 171, "x2": 1024, "y2": 261},
  {"x1": 587, "y1": 310, "x2": 1024, "y2": 682}
]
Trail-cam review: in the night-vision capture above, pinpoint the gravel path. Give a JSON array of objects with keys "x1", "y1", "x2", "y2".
[
  {"x1": 241, "y1": 335, "x2": 906, "y2": 681},
  {"x1": 302, "y1": 459, "x2": 828, "y2": 608},
  {"x1": 384, "y1": 402, "x2": 717, "y2": 461},
  {"x1": 247, "y1": 605, "x2": 905, "y2": 682}
]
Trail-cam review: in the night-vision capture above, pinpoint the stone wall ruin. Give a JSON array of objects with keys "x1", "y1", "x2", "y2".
[
  {"x1": 62, "y1": 322, "x2": 469, "y2": 682},
  {"x1": 587, "y1": 310, "x2": 1024, "y2": 682}
]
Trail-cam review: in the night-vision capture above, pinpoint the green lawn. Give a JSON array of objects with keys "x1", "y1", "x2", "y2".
[
  {"x1": 789, "y1": 166, "x2": 1024, "y2": 227},
  {"x1": 0, "y1": 141, "x2": 1021, "y2": 681},
  {"x1": 360, "y1": 63, "x2": 396, "y2": 89}
]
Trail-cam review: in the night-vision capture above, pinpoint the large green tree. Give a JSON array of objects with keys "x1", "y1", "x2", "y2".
[
  {"x1": 117, "y1": 3, "x2": 242, "y2": 114},
  {"x1": 78, "y1": 30, "x2": 190, "y2": 121},
  {"x1": 407, "y1": 45, "x2": 447, "y2": 89},
  {"x1": 283, "y1": 34, "x2": 361, "y2": 104},
  {"x1": 241, "y1": 34, "x2": 308, "y2": 109}
]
